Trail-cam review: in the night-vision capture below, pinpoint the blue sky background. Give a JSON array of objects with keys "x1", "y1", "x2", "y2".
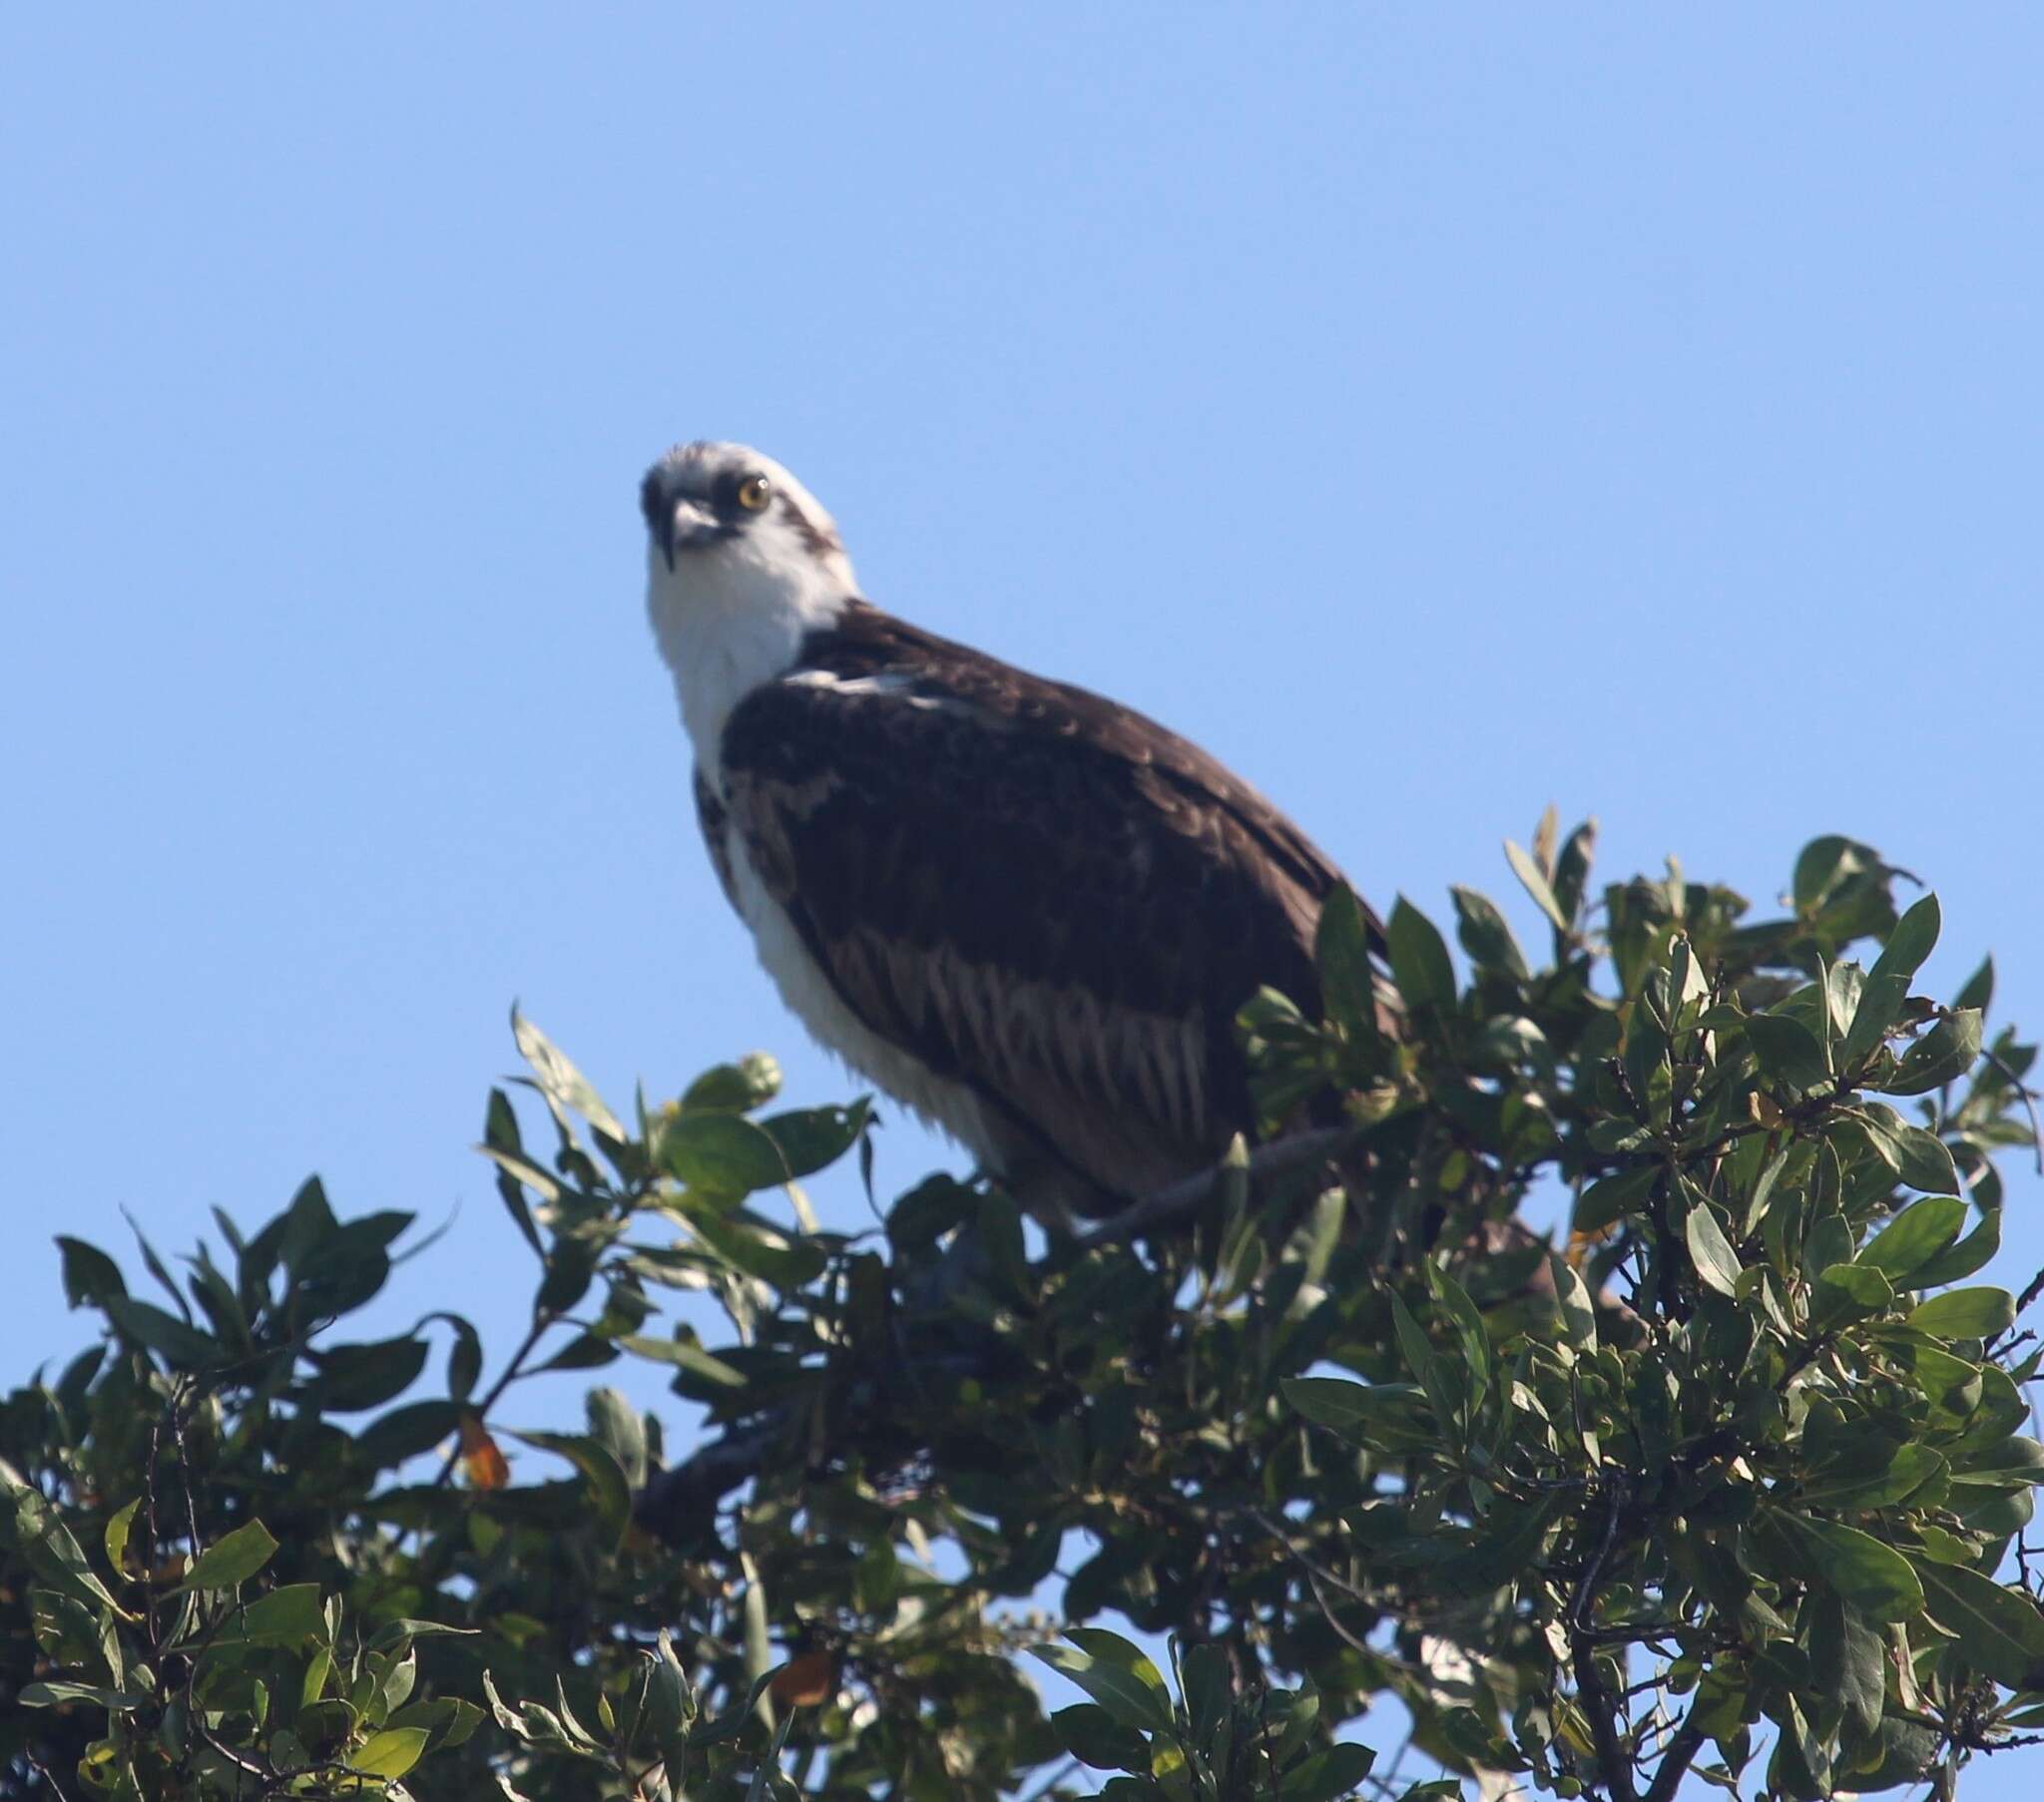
[{"x1": 5, "y1": 8, "x2": 2041, "y2": 1792}]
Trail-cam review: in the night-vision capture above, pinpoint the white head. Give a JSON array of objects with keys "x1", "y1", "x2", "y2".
[{"x1": 641, "y1": 441, "x2": 861, "y2": 766}]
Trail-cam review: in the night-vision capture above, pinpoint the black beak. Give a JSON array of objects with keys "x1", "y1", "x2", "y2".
[{"x1": 640, "y1": 468, "x2": 676, "y2": 571}]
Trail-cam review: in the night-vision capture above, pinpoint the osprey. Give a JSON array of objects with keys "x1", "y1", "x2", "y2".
[{"x1": 642, "y1": 441, "x2": 1385, "y2": 1226}]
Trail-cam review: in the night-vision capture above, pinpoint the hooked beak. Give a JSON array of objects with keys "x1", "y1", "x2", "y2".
[{"x1": 640, "y1": 468, "x2": 731, "y2": 573}]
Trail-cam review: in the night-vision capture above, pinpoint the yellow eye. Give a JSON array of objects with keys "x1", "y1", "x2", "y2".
[{"x1": 736, "y1": 474, "x2": 771, "y2": 513}]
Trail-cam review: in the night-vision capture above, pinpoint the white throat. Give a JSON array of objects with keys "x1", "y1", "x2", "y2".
[{"x1": 647, "y1": 544, "x2": 857, "y2": 772}]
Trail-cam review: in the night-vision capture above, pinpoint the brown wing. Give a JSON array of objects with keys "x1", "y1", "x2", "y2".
[{"x1": 715, "y1": 606, "x2": 1370, "y2": 1202}]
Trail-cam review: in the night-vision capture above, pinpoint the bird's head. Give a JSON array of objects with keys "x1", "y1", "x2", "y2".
[
  {"x1": 642, "y1": 442, "x2": 861, "y2": 760},
  {"x1": 641, "y1": 441, "x2": 857, "y2": 621}
]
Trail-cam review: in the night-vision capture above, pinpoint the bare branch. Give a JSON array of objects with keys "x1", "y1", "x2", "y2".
[
  {"x1": 1642, "y1": 1719, "x2": 1707, "y2": 1802},
  {"x1": 1072, "y1": 1128, "x2": 1346, "y2": 1250},
  {"x1": 1569, "y1": 1478, "x2": 1639, "y2": 1802}
]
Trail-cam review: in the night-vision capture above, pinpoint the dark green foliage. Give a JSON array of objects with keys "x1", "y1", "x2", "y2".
[{"x1": 4, "y1": 831, "x2": 2042, "y2": 1801}]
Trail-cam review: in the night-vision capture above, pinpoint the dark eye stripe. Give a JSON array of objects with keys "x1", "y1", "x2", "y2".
[{"x1": 711, "y1": 469, "x2": 773, "y2": 517}]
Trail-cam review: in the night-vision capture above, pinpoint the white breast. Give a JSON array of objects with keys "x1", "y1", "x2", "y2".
[{"x1": 718, "y1": 812, "x2": 1002, "y2": 1166}]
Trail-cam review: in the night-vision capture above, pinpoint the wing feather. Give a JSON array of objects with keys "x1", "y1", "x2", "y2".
[{"x1": 714, "y1": 608, "x2": 1369, "y2": 1203}]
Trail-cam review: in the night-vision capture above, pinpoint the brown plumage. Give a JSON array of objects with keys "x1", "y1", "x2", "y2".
[
  {"x1": 710, "y1": 602, "x2": 1379, "y2": 1218},
  {"x1": 643, "y1": 440, "x2": 1390, "y2": 1227}
]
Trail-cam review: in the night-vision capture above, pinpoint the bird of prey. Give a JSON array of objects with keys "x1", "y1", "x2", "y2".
[{"x1": 641, "y1": 441, "x2": 1385, "y2": 1227}]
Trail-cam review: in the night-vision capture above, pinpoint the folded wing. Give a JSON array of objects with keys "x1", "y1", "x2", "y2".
[{"x1": 714, "y1": 608, "x2": 1367, "y2": 1207}]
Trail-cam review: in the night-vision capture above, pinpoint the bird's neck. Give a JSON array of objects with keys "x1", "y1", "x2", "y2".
[{"x1": 648, "y1": 555, "x2": 857, "y2": 771}]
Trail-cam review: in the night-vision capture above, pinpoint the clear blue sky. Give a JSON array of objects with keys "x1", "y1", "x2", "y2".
[{"x1": 6, "y1": 7, "x2": 2041, "y2": 1788}]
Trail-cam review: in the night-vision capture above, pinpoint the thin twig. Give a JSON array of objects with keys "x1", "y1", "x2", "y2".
[
  {"x1": 1247, "y1": 1509, "x2": 1376, "y2": 1605},
  {"x1": 1977, "y1": 1041, "x2": 2044, "y2": 1177},
  {"x1": 1642, "y1": 1719, "x2": 1706, "y2": 1802},
  {"x1": 25, "y1": 1753, "x2": 76, "y2": 1801},
  {"x1": 1569, "y1": 1477, "x2": 1639, "y2": 1802},
  {"x1": 429, "y1": 1306, "x2": 557, "y2": 1488},
  {"x1": 1301, "y1": 1564, "x2": 1379, "y2": 1659}
]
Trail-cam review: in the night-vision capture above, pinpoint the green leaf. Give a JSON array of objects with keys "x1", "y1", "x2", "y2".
[
  {"x1": 1551, "y1": 817, "x2": 1598, "y2": 926},
  {"x1": 1912, "y1": 1557, "x2": 2044, "y2": 1690},
  {"x1": 677, "y1": 1206, "x2": 828, "y2": 1289},
  {"x1": 1947, "y1": 1432, "x2": 2044, "y2": 1496},
  {"x1": 1745, "y1": 1013, "x2": 1830, "y2": 1094},
  {"x1": 385, "y1": 1696, "x2": 485, "y2": 1750},
  {"x1": 368, "y1": 1617, "x2": 481, "y2": 1651},
  {"x1": 1916, "y1": 1207, "x2": 2001, "y2": 1287},
  {"x1": 534, "y1": 1239, "x2": 598, "y2": 1315},
  {"x1": 1390, "y1": 1291, "x2": 1463, "y2": 1438},
  {"x1": 28, "y1": 1587, "x2": 104, "y2": 1672},
  {"x1": 102, "y1": 1296, "x2": 219, "y2": 1368},
  {"x1": 1811, "y1": 1262, "x2": 1895, "y2": 1328},
  {"x1": 483, "y1": 1088, "x2": 545, "y2": 1257},
  {"x1": 656, "y1": 1113, "x2": 791, "y2": 1196},
  {"x1": 758, "y1": 1103, "x2": 868, "y2": 1180},
  {"x1": 1793, "y1": 835, "x2": 1881, "y2": 912},
  {"x1": 1954, "y1": 955, "x2": 1995, "y2": 1014},
  {"x1": 12, "y1": 1502, "x2": 132, "y2": 1618},
  {"x1": 585, "y1": 1387, "x2": 648, "y2": 1490},
  {"x1": 511, "y1": 1007, "x2": 622, "y2": 1139},
  {"x1": 681, "y1": 1054, "x2": 782, "y2": 1112},
  {"x1": 104, "y1": 1499, "x2": 140, "y2": 1580},
  {"x1": 1799, "y1": 1445, "x2": 1946, "y2": 1511},
  {"x1": 1052, "y1": 1703, "x2": 1150, "y2": 1772},
  {"x1": 1551, "y1": 1254, "x2": 1598, "y2": 1349},
  {"x1": 531, "y1": 1331, "x2": 621, "y2": 1374},
  {"x1": 1064, "y1": 1626, "x2": 1171, "y2": 1710},
  {"x1": 1384, "y1": 897, "x2": 1456, "y2": 1013},
  {"x1": 226, "y1": 1583, "x2": 326, "y2": 1645},
  {"x1": 1685, "y1": 1204, "x2": 1744, "y2": 1297},
  {"x1": 353, "y1": 1400, "x2": 462, "y2": 1472},
  {"x1": 445, "y1": 1315, "x2": 483, "y2": 1402},
  {"x1": 181, "y1": 1521, "x2": 278, "y2": 1591},
  {"x1": 1450, "y1": 886, "x2": 1529, "y2": 982},
  {"x1": 1180, "y1": 1640, "x2": 1232, "y2": 1748},
  {"x1": 1835, "y1": 1602, "x2": 1886, "y2": 1745},
  {"x1": 1282, "y1": 1378, "x2": 1434, "y2": 1453},
  {"x1": 1436, "y1": 1493, "x2": 1566, "y2": 1594},
  {"x1": 1884, "y1": 1337, "x2": 1982, "y2": 1411},
  {"x1": 1895, "y1": 1126, "x2": 1959, "y2": 1199},
  {"x1": 1318, "y1": 883, "x2": 1386, "y2": 1035},
  {"x1": 1778, "y1": 1515, "x2": 1923, "y2": 1623},
  {"x1": 19, "y1": 1681, "x2": 148, "y2": 1710},
  {"x1": 1030, "y1": 1636, "x2": 1175, "y2": 1736},
  {"x1": 1841, "y1": 893, "x2": 1940, "y2": 1068},
  {"x1": 618, "y1": 1333, "x2": 748, "y2": 1388},
  {"x1": 1265, "y1": 1684, "x2": 1322, "y2": 1763},
  {"x1": 1769, "y1": 1692, "x2": 1830, "y2": 1801},
  {"x1": 308, "y1": 1335, "x2": 431, "y2": 1412},
  {"x1": 1574, "y1": 1165, "x2": 1659, "y2": 1234},
  {"x1": 56, "y1": 1237, "x2": 128, "y2": 1310},
  {"x1": 1880, "y1": 1009, "x2": 1984, "y2": 1096},
  {"x1": 1823, "y1": 957, "x2": 1864, "y2": 1047},
  {"x1": 1426, "y1": 1261, "x2": 1493, "y2": 1416},
  {"x1": 1504, "y1": 838, "x2": 1570, "y2": 933},
  {"x1": 505, "y1": 1431, "x2": 632, "y2": 1552},
  {"x1": 1907, "y1": 1287, "x2": 2015, "y2": 1340},
  {"x1": 1278, "y1": 1742, "x2": 1377, "y2": 1800},
  {"x1": 349, "y1": 1726, "x2": 430, "y2": 1780},
  {"x1": 1858, "y1": 1196, "x2": 1966, "y2": 1284}
]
